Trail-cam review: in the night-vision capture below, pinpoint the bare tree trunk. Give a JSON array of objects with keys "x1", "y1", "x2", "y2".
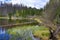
[{"x1": 49, "y1": 29, "x2": 58, "y2": 40}]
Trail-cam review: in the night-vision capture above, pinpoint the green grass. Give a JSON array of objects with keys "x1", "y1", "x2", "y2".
[{"x1": 7, "y1": 25, "x2": 50, "y2": 40}]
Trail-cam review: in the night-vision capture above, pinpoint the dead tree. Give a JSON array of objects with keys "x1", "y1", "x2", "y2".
[{"x1": 29, "y1": 0, "x2": 60, "y2": 40}]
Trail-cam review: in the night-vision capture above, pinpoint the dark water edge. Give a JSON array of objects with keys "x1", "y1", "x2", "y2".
[{"x1": 0, "y1": 19, "x2": 38, "y2": 25}]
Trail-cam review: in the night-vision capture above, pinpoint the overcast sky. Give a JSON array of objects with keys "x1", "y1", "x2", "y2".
[{"x1": 0, "y1": 0, "x2": 49, "y2": 9}]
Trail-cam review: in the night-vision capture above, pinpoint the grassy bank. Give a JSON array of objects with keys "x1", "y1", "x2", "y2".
[{"x1": 7, "y1": 25, "x2": 50, "y2": 40}]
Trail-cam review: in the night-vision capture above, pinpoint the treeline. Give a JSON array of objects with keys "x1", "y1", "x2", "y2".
[
  {"x1": 14, "y1": 7, "x2": 43, "y2": 17},
  {"x1": 8, "y1": 5, "x2": 43, "y2": 18},
  {"x1": 0, "y1": 2, "x2": 43, "y2": 17}
]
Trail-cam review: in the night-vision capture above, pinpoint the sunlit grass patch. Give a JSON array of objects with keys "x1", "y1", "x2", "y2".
[{"x1": 7, "y1": 25, "x2": 50, "y2": 40}]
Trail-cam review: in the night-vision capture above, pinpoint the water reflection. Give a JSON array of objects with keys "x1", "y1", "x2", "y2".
[
  {"x1": 0, "y1": 27, "x2": 5, "y2": 34},
  {"x1": 0, "y1": 19, "x2": 16, "y2": 25},
  {"x1": 0, "y1": 26, "x2": 10, "y2": 40},
  {"x1": 0, "y1": 19, "x2": 40, "y2": 40},
  {"x1": 0, "y1": 19, "x2": 34, "y2": 25}
]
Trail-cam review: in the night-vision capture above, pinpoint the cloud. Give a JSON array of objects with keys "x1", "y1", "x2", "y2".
[
  {"x1": 0, "y1": 0, "x2": 49, "y2": 9},
  {"x1": 21, "y1": 0, "x2": 49, "y2": 9}
]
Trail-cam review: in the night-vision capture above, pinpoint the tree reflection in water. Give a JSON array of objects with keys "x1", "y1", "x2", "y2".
[{"x1": 0, "y1": 27, "x2": 10, "y2": 40}]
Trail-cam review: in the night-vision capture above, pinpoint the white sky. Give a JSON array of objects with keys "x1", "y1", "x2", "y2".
[{"x1": 0, "y1": 0, "x2": 49, "y2": 9}]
